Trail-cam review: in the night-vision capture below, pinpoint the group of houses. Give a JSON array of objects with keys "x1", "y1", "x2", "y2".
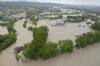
[{"x1": 39, "y1": 7, "x2": 83, "y2": 20}]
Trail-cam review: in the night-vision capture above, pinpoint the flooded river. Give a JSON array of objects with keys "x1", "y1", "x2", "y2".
[
  {"x1": 23, "y1": 43, "x2": 100, "y2": 66},
  {"x1": 0, "y1": 18, "x2": 33, "y2": 66},
  {"x1": 0, "y1": 26, "x2": 8, "y2": 35},
  {"x1": 38, "y1": 19, "x2": 92, "y2": 42},
  {"x1": 0, "y1": 19, "x2": 100, "y2": 66}
]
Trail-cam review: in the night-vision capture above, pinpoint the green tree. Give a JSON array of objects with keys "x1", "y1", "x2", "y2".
[
  {"x1": 59, "y1": 40, "x2": 73, "y2": 53},
  {"x1": 38, "y1": 42, "x2": 58, "y2": 60},
  {"x1": 92, "y1": 22, "x2": 100, "y2": 31}
]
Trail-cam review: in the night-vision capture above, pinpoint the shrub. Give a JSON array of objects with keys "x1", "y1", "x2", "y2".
[
  {"x1": 59, "y1": 40, "x2": 73, "y2": 53},
  {"x1": 0, "y1": 34, "x2": 16, "y2": 52},
  {"x1": 23, "y1": 20, "x2": 27, "y2": 28},
  {"x1": 28, "y1": 26, "x2": 33, "y2": 31},
  {"x1": 75, "y1": 32, "x2": 100, "y2": 48},
  {"x1": 91, "y1": 22, "x2": 100, "y2": 30},
  {"x1": 38, "y1": 42, "x2": 58, "y2": 60}
]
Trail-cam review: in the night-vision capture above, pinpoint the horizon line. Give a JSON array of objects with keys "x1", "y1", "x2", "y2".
[{"x1": 0, "y1": 1, "x2": 100, "y2": 6}]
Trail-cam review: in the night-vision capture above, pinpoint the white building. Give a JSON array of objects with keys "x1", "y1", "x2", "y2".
[{"x1": 51, "y1": 19, "x2": 65, "y2": 26}]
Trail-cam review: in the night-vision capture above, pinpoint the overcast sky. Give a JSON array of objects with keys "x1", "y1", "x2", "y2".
[{"x1": 0, "y1": 0, "x2": 100, "y2": 5}]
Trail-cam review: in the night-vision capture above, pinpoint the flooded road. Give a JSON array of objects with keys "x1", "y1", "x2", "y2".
[{"x1": 0, "y1": 18, "x2": 100, "y2": 66}]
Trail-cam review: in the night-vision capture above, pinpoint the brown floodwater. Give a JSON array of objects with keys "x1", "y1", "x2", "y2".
[
  {"x1": 23, "y1": 43, "x2": 100, "y2": 66},
  {"x1": 0, "y1": 26, "x2": 8, "y2": 35},
  {"x1": 0, "y1": 18, "x2": 100, "y2": 66},
  {"x1": 0, "y1": 18, "x2": 33, "y2": 66},
  {"x1": 37, "y1": 19, "x2": 92, "y2": 42}
]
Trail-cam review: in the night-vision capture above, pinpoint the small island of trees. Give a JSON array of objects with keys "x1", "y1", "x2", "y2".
[{"x1": 23, "y1": 26, "x2": 74, "y2": 60}]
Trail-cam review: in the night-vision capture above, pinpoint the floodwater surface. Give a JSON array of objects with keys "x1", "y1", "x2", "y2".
[
  {"x1": 0, "y1": 26, "x2": 8, "y2": 35},
  {"x1": 37, "y1": 19, "x2": 92, "y2": 42},
  {"x1": 0, "y1": 18, "x2": 33, "y2": 66},
  {"x1": 0, "y1": 19, "x2": 100, "y2": 66}
]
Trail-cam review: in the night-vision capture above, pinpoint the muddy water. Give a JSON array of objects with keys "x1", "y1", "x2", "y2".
[
  {"x1": 23, "y1": 43, "x2": 100, "y2": 66},
  {"x1": 0, "y1": 18, "x2": 100, "y2": 66},
  {"x1": 0, "y1": 26, "x2": 8, "y2": 35},
  {"x1": 37, "y1": 19, "x2": 92, "y2": 42},
  {"x1": 0, "y1": 18, "x2": 33, "y2": 66}
]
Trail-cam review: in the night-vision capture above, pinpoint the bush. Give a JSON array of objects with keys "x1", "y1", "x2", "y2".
[
  {"x1": 91, "y1": 22, "x2": 100, "y2": 30},
  {"x1": 33, "y1": 26, "x2": 48, "y2": 44},
  {"x1": 23, "y1": 20, "x2": 27, "y2": 28},
  {"x1": 0, "y1": 23, "x2": 7, "y2": 26},
  {"x1": 22, "y1": 43, "x2": 35, "y2": 59},
  {"x1": 38, "y1": 42, "x2": 58, "y2": 60},
  {"x1": 30, "y1": 15, "x2": 38, "y2": 25},
  {"x1": 7, "y1": 20, "x2": 16, "y2": 34},
  {"x1": 94, "y1": 31, "x2": 100, "y2": 42},
  {"x1": 0, "y1": 34, "x2": 16, "y2": 52},
  {"x1": 59, "y1": 40, "x2": 73, "y2": 53},
  {"x1": 28, "y1": 26, "x2": 33, "y2": 31},
  {"x1": 75, "y1": 31, "x2": 100, "y2": 48}
]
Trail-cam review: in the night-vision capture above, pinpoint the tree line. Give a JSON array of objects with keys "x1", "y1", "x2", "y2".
[
  {"x1": 75, "y1": 22, "x2": 100, "y2": 48},
  {"x1": 75, "y1": 31, "x2": 100, "y2": 48}
]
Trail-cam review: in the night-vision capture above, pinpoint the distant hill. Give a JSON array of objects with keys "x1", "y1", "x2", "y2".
[
  {"x1": 0, "y1": 1, "x2": 100, "y2": 14},
  {"x1": 0, "y1": 2, "x2": 64, "y2": 9}
]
